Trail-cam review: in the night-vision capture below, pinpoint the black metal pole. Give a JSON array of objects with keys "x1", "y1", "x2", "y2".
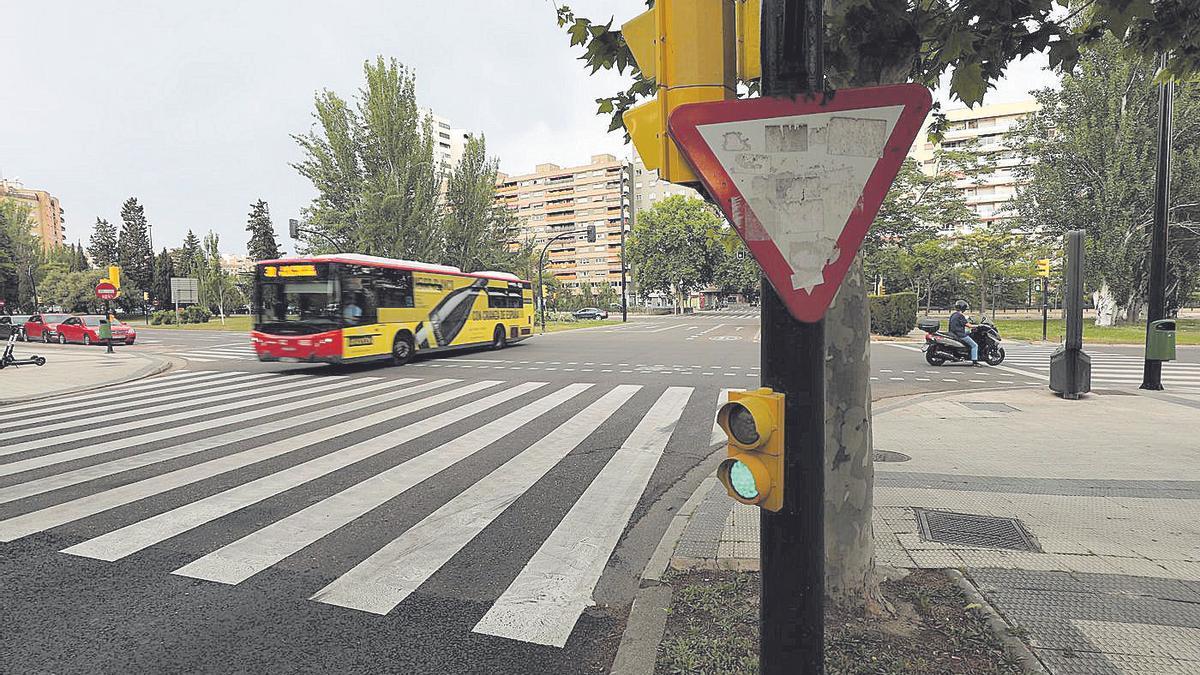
[
  {"x1": 538, "y1": 232, "x2": 573, "y2": 333},
  {"x1": 1142, "y1": 54, "x2": 1172, "y2": 391},
  {"x1": 759, "y1": 1, "x2": 825, "y2": 673},
  {"x1": 620, "y1": 163, "x2": 629, "y2": 323},
  {"x1": 1042, "y1": 278, "x2": 1048, "y2": 342},
  {"x1": 105, "y1": 300, "x2": 114, "y2": 354}
]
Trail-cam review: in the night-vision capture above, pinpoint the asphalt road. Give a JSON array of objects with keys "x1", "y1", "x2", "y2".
[{"x1": 3, "y1": 311, "x2": 1199, "y2": 674}]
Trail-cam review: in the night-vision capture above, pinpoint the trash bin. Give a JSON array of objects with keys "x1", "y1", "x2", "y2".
[
  {"x1": 1146, "y1": 319, "x2": 1176, "y2": 361},
  {"x1": 99, "y1": 319, "x2": 112, "y2": 343}
]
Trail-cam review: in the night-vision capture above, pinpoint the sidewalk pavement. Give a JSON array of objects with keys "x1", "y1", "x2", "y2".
[
  {"x1": 0, "y1": 345, "x2": 173, "y2": 404},
  {"x1": 668, "y1": 386, "x2": 1200, "y2": 675}
]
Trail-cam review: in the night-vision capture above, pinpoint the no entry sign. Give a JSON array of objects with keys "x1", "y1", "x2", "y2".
[
  {"x1": 669, "y1": 84, "x2": 932, "y2": 322},
  {"x1": 95, "y1": 282, "x2": 118, "y2": 301}
]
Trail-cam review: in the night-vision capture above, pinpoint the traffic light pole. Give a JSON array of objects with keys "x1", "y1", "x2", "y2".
[
  {"x1": 105, "y1": 300, "x2": 114, "y2": 354},
  {"x1": 1042, "y1": 278, "x2": 1048, "y2": 342},
  {"x1": 758, "y1": 1, "x2": 825, "y2": 673},
  {"x1": 1142, "y1": 54, "x2": 1172, "y2": 391},
  {"x1": 620, "y1": 163, "x2": 630, "y2": 323}
]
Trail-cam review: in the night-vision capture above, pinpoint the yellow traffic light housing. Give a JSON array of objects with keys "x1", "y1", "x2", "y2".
[
  {"x1": 107, "y1": 265, "x2": 121, "y2": 290},
  {"x1": 1036, "y1": 258, "x2": 1051, "y2": 278},
  {"x1": 622, "y1": 0, "x2": 736, "y2": 186},
  {"x1": 735, "y1": 0, "x2": 761, "y2": 81},
  {"x1": 716, "y1": 388, "x2": 784, "y2": 512}
]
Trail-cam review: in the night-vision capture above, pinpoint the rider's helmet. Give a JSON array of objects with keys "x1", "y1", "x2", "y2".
[{"x1": 954, "y1": 300, "x2": 968, "y2": 311}]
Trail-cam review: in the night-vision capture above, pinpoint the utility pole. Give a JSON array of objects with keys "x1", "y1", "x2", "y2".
[
  {"x1": 620, "y1": 162, "x2": 631, "y2": 322},
  {"x1": 1142, "y1": 54, "x2": 1172, "y2": 391},
  {"x1": 758, "y1": 1, "x2": 825, "y2": 673},
  {"x1": 1042, "y1": 278, "x2": 1048, "y2": 342}
]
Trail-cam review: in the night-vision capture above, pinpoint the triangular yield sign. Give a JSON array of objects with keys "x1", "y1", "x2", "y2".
[{"x1": 669, "y1": 84, "x2": 932, "y2": 323}]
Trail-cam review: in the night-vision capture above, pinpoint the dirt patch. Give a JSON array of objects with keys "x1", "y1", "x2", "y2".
[{"x1": 655, "y1": 569, "x2": 1023, "y2": 675}]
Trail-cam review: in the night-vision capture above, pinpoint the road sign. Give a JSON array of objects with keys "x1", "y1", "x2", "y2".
[
  {"x1": 95, "y1": 282, "x2": 118, "y2": 300},
  {"x1": 669, "y1": 84, "x2": 932, "y2": 322},
  {"x1": 170, "y1": 277, "x2": 200, "y2": 304}
]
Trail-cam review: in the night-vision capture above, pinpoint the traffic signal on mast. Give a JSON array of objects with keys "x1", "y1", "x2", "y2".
[
  {"x1": 716, "y1": 388, "x2": 785, "y2": 512},
  {"x1": 622, "y1": 0, "x2": 737, "y2": 186},
  {"x1": 1036, "y1": 258, "x2": 1051, "y2": 278},
  {"x1": 103, "y1": 265, "x2": 122, "y2": 296}
]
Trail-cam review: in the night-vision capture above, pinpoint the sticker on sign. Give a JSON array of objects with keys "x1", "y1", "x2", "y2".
[{"x1": 669, "y1": 84, "x2": 932, "y2": 322}]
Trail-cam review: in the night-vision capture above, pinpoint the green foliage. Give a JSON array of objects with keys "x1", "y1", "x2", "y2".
[
  {"x1": 198, "y1": 231, "x2": 245, "y2": 318},
  {"x1": 555, "y1": 1, "x2": 1200, "y2": 135},
  {"x1": 1011, "y1": 34, "x2": 1200, "y2": 321},
  {"x1": 869, "y1": 292, "x2": 919, "y2": 336},
  {"x1": 88, "y1": 218, "x2": 118, "y2": 267},
  {"x1": 182, "y1": 305, "x2": 212, "y2": 323},
  {"x1": 39, "y1": 268, "x2": 105, "y2": 313},
  {"x1": 441, "y1": 135, "x2": 522, "y2": 272},
  {"x1": 117, "y1": 197, "x2": 153, "y2": 294},
  {"x1": 245, "y1": 199, "x2": 280, "y2": 261},
  {"x1": 627, "y1": 196, "x2": 723, "y2": 304},
  {"x1": 0, "y1": 200, "x2": 40, "y2": 310},
  {"x1": 152, "y1": 248, "x2": 175, "y2": 307},
  {"x1": 178, "y1": 230, "x2": 203, "y2": 278}
]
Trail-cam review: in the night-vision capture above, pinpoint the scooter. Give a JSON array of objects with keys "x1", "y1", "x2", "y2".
[
  {"x1": 919, "y1": 317, "x2": 1005, "y2": 366},
  {"x1": 0, "y1": 326, "x2": 46, "y2": 368}
]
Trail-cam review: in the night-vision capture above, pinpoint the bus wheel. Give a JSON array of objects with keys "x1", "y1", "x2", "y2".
[
  {"x1": 392, "y1": 333, "x2": 415, "y2": 366},
  {"x1": 492, "y1": 326, "x2": 507, "y2": 350}
]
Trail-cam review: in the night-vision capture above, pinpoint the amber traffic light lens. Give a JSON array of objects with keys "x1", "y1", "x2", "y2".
[{"x1": 728, "y1": 404, "x2": 759, "y2": 445}]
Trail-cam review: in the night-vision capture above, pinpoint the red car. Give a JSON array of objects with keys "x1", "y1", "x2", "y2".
[
  {"x1": 23, "y1": 313, "x2": 71, "y2": 343},
  {"x1": 56, "y1": 315, "x2": 138, "y2": 345}
]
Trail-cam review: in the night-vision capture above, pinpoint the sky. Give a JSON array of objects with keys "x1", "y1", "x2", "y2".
[{"x1": 1, "y1": 1, "x2": 1057, "y2": 256}]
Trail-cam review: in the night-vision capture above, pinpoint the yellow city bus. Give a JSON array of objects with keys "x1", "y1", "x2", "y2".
[{"x1": 251, "y1": 254, "x2": 534, "y2": 365}]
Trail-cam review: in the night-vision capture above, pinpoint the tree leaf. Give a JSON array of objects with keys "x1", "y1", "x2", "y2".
[{"x1": 949, "y1": 61, "x2": 987, "y2": 106}]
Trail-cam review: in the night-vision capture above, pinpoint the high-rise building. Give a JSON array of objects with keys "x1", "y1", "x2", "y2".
[
  {"x1": 908, "y1": 99, "x2": 1040, "y2": 232},
  {"x1": 496, "y1": 154, "x2": 627, "y2": 295},
  {"x1": 630, "y1": 158, "x2": 701, "y2": 226},
  {"x1": 421, "y1": 108, "x2": 471, "y2": 174},
  {"x1": 0, "y1": 179, "x2": 66, "y2": 250}
]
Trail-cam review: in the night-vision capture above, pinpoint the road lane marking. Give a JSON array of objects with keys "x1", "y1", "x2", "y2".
[
  {"x1": 173, "y1": 383, "x2": 593, "y2": 585},
  {"x1": 473, "y1": 386, "x2": 692, "y2": 647},
  {"x1": 0, "y1": 381, "x2": 499, "y2": 543},
  {"x1": 0, "y1": 371, "x2": 247, "y2": 424},
  {"x1": 65, "y1": 382, "x2": 544, "y2": 562},
  {"x1": 0, "y1": 370, "x2": 217, "y2": 416},
  {"x1": 0, "y1": 378, "x2": 438, "y2": 506},
  {"x1": 310, "y1": 385, "x2": 641, "y2": 615}
]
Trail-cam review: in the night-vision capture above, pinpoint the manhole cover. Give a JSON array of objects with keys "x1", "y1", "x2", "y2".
[
  {"x1": 959, "y1": 401, "x2": 1019, "y2": 413},
  {"x1": 914, "y1": 509, "x2": 1040, "y2": 551},
  {"x1": 872, "y1": 450, "x2": 911, "y2": 462}
]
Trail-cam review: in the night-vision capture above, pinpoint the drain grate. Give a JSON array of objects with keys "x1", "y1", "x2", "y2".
[
  {"x1": 872, "y1": 450, "x2": 912, "y2": 463},
  {"x1": 914, "y1": 509, "x2": 1040, "y2": 551},
  {"x1": 959, "y1": 401, "x2": 1019, "y2": 413}
]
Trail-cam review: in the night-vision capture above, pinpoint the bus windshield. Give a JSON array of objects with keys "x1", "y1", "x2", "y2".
[{"x1": 254, "y1": 279, "x2": 341, "y2": 334}]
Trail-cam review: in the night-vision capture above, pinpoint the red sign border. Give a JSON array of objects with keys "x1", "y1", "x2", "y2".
[
  {"x1": 668, "y1": 84, "x2": 933, "y2": 322},
  {"x1": 95, "y1": 281, "x2": 118, "y2": 300}
]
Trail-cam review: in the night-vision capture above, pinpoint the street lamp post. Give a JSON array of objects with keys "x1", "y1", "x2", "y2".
[
  {"x1": 1142, "y1": 54, "x2": 1173, "y2": 391},
  {"x1": 537, "y1": 232, "x2": 574, "y2": 333}
]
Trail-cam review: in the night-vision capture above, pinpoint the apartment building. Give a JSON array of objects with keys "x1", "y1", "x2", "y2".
[
  {"x1": 421, "y1": 108, "x2": 472, "y2": 174},
  {"x1": 631, "y1": 158, "x2": 701, "y2": 226},
  {"x1": 496, "y1": 154, "x2": 627, "y2": 295},
  {"x1": 0, "y1": 179, "x2": 66, "y2": 250},
  {"x1": 909, "y1": 99, "x2": 1040, "y2": 232}
]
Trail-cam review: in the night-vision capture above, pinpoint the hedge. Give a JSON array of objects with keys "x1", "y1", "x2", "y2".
[
  {"x1": 869, "y1": 292, "x2": 919, "y2": 337},
  {"x1": 149, "y1": 307, "x2": 212, "y2": 325}
]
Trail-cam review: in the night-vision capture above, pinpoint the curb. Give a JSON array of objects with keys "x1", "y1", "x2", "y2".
[
  {"x1": 610, "y1": 475, "x2": 718, "y2": 675},
  {"x1": 945, "y1": 569, "x2": 1049, "y2": 675},
  {"x1": 0, "y1": 353, "x2": 174, "y2": 405}
]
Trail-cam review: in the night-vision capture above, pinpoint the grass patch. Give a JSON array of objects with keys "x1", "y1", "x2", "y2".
[
  {"x1": 989, "y1": 317, "x2": 1199, "y2": 345},
  {"x1": 136, "y1": 315, "x2": 253, "y2": 332},
  {"x1": 656, "y1": 569, "x2": 1023, "y2": 675},
  {"x1": 541, "y1": 319, "x2": 622, "y2": 333}
]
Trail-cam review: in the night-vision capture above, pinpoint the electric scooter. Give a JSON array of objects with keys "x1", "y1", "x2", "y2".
[{"x1": 0, "y1": 325, "x2": 46, "y2": 368}]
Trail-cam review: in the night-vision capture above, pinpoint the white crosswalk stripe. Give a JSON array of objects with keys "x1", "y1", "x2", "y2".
[
  {"x1": 1001, "y1": 347, "x2": 1200, "y2": 389},
  {"x1": 0, "y1": 370, "x2": 720, "y2": 648},
  {"x1": 176, "y1": 343, "x2": 258, "y2": 362}
]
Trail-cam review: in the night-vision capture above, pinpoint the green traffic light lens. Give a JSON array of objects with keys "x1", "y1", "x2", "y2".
[
  {"x1": 728, "y1": 460, "x2": 759, "y2": 499},
  {"x1": 728, "y1": 404, "x2": 759, "y2": 445}
]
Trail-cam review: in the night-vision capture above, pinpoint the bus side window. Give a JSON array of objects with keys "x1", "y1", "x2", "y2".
[{"x1": 378, "y1": 269, "x2": 414, "y2": 309}]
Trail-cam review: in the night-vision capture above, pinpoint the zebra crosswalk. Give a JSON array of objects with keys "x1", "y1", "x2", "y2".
[
  {"x1": 173, "y1": 342, "x2": 258, "y2": 363},
  {"x1": 1001, "y1": 346, "x2": 1200, "y2": 390},
  {"x1": 0, "y1": 369, "x2": 704, "y2": 648}
]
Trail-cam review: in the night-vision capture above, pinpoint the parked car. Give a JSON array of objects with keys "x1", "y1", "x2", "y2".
[
  {"x1": 56, "y1": 315, "x2": 138, "y2": 345},
  {"x1": 573, "y1": 307, "x2": 608, "y2": 320},
  {"x1": 23, "y1": 313, "x2": 72, "y2": 343},
  {"x1": 0, "y1": 315, "x2": 32, "y2": 341}
]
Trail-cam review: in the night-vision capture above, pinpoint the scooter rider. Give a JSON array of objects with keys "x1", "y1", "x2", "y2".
[{"x1": 949, "y1": 300, "x2": 982, "y2": 365}]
